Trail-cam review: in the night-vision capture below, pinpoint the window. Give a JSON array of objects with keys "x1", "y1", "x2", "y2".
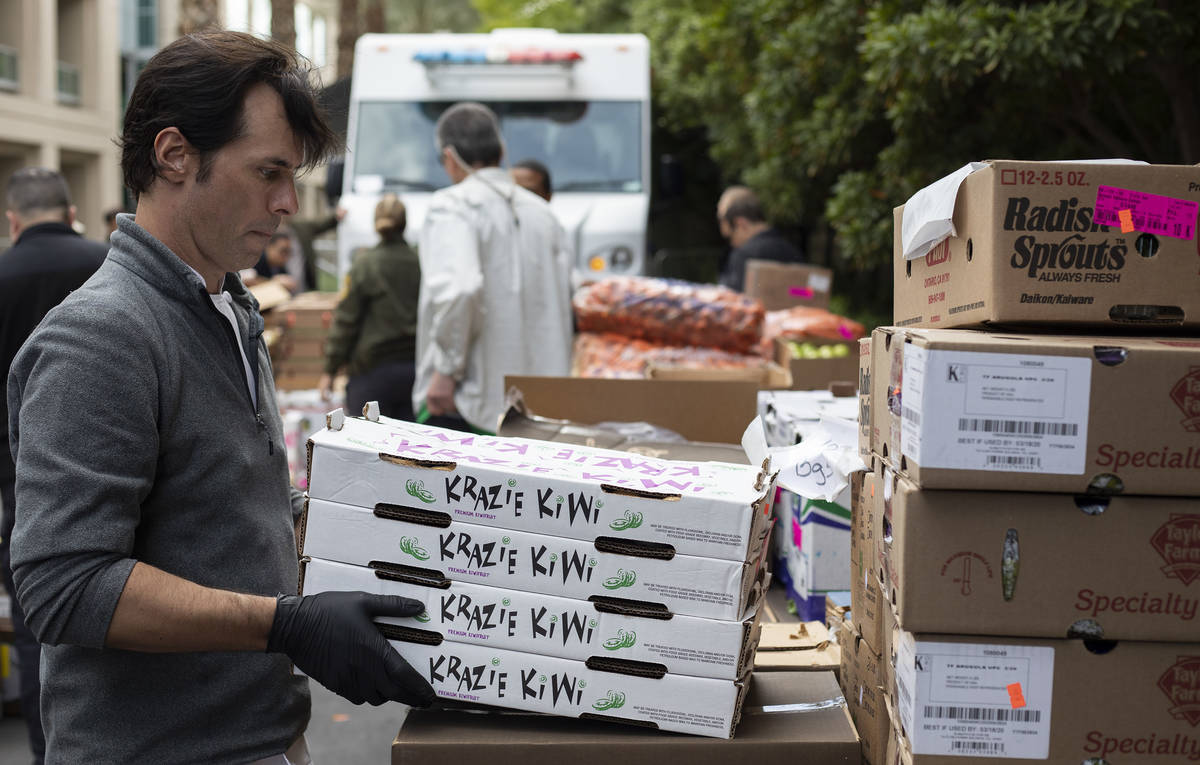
[
  {"x1": 295, "y1": 3, "x2": 312, "y2": 61},
  {"x1": 353, "y1": 101, "x2": 643, "y2": 193},
  {"x1": 312, "y1": 16, "x2": 327, "y2": 67},
  {"x1": 136, "y1": 0, "x2": 155, "y2": 48},
  {"x1": 0, "y1": 44, "x2": 17, "y2": 92}
]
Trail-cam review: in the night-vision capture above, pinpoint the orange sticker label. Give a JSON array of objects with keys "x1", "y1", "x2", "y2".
[
  {"x1": 1007, "y1": 682, "x2": 1026, "y2": 709},
  {"x1": 1118, "y1": 208, "x2": 1135, "y2": 233}
]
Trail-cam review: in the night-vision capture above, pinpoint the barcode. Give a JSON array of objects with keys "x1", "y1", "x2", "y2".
[
  {"x1": 950, "y1": 741, "x2": 1006, "y2": 754},
  {"x1": 957, "y1": 418, "x2": 1078, "y2": 436},
  {"x1": 986, "y1": 455, "x2": 1042, "y2": 468},
  {"x1": 925, "y1": 705, "x2": 1042, "y2": 723},
  {"x1": 903, "y1": 406, "x2": 921, "y2": 425}
]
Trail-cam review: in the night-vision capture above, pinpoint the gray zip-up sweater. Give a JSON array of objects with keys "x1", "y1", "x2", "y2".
[{"x1": 6, "y1": 216, "x2": 309, "y2": 764}]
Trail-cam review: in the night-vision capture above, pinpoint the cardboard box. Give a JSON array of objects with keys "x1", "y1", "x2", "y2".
[
  {"x1": 849, "y1": 465, "x2": 889, "y2": 656},
  {"x1": 858, "y1": 337, "x2": 872, "y2": 460},
  {"x1": 888, "y1": 629, "x2": 1200, "y2": 764},
  {"x1": 875, "y1": 326, "x2": 1200, "y2": 495},
  {"x1": 775, "y1": 338, "x2": 859, "y2": 392},
  {"x1": 505, "y1": 376, "x2": 760, "y2": 445},
  {"x1": 389, "y1": 634, "x2": 748, "y2": 738},
  {"x1": 744, "y1": 261, "x2": 833, "y2": 311},
  {"x1": 496, "y1": 400, "x2": 750, "y2": 465},
  {"x1": 306, "y1": 414, "x2": 774, "y2": 562},
  {"x1": 646, "y1": 361, "x2": 793, "y2": 390},
  {"x1": 757, "y1": 389, "x2": 859, "y2": 449},
  {"x1": 871, "y1": 462, "x2": 1200, "y2": 642},
  {"x1": 392, "y1": 670, "x2": 860, "y2": 764},
  {"x1": 264, "y1": 291, "x2": 340, "y2": 331},
  {"x1": 753, "y1": 621, "x2": 839, "y2": 673},
  {"x1": 839, "y1": 620, "x2": 890, "y2": 765},
  {"x1": 302, "y1": 497, "x2": 768, "y2": 622},
  {"x1": 302, "y1": 556, "x2": 761, "y2": 681},
  {"x1": 893, "y1": 161, "x2": 1200, "y2": 330},
  {"x1": 826, "y1": 591, "x2": 851, "y2": 634}
]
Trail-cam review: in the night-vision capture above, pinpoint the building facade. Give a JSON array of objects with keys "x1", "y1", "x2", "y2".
[
  {"x1": 0, "y1": 0, "x2": 340, "y2": 249},
  {"x1": 0, "y1": 0, "x2": 123, "y2": 246}
]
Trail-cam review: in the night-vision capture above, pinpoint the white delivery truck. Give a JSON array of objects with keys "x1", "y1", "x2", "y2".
[{"x1": 337, "y1": 29, "x2": 652, "y2": 279}]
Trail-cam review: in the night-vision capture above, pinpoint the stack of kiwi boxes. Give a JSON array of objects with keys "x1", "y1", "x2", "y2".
[
  {"x1": 845, "y1": 161, "x2": 1200, "y2": 764},
  {"x1": 299, "y1": 407, "x2": 776, "y2": 738}
]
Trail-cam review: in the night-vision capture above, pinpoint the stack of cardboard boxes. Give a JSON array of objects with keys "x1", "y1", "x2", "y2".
[
  {"x1": 758, "y1": 390, "x2": 858, "y2": 621},
  {"x1": 263, "y1": 291, "x2": 340, "y2": 391},
  {"x1": 299, "y1": 407, "x2": 776, "y2": 737},
  {"x1": 847, "y1": 161, "x2": 1200, "y2": 764}
]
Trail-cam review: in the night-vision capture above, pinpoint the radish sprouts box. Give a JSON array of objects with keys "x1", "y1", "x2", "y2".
[
  {"x1": 301, "y1": 496, "x2": 768, "y2": 622},
  {"x1": 301, "y1": 556, "x2": 761, "y2": 680},
  {"x1": 306, "y1": 412, "x2": 774, "y2": 562}
]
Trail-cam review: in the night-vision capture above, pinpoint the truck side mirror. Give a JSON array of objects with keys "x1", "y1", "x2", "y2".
[{"x1": 659, "y1": 154, "x2": 684, "y2": 200}]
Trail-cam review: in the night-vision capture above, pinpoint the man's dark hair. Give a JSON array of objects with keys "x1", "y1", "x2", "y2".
[
  {"x1": 435, "y1": 102, "x2": 503, "y2": 168},
  {"x1": 268, "y1": 232, "x2": 291, "y2": 247},
  {"x1": 5, "y1": 167, "x2": 72, "y2": 217},
  {"x1": 513, "y1": 158, "x2": 552, "y2": 197},
  {"x1": 120, "y1": 31, "x2": 340, "y2": 199},
  {"x1": 721, "y1": 186, "x2": 766, "y2": 224},
  {"x1": 103, "y1": 207, "x2": 124, "y2": 224}
]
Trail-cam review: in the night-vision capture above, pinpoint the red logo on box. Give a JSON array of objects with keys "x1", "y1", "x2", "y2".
[
  {"x1": 1152, "y1": 514, "x2": 1200, "y2": 586},
  {"x1": 1000, "y1": 169, "x2": 1018, "y2": 185},
  {"x1": 925, "y1": 240, "x2": 950, "y2": 267},
  {"x1": 1170, "y1": 368, "x2": 1200, "y2": 432},
  {"x1": 1158, "y1": 656, "x2": 1200, "y2": 727}
]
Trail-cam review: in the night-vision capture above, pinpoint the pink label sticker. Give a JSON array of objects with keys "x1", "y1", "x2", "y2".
[
  {"x1": 788, "y1": 286, "x2": 815, "y2": 299},
  {"x1": 1094, "y1": 185, "x2": 1198, "y2": 240},
  {"x1": 791, "y1": 517, "x2": 803, "y2": 549}
]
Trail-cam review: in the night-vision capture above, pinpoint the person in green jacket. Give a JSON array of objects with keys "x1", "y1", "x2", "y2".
[{"x1": 319, "y1": 193, "x2": 421, "y2": 419}]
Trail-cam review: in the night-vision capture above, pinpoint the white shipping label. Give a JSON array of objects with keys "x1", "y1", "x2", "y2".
[
  {"x1": 903, "y1": 349, "x2": 1091, "y2": 474},
  {"x1": 903, "y1": 640, "x2": 1055, "y2": 759},
  {"x1": 899, "y1": 344, "x2": 927, "y2": 464}
]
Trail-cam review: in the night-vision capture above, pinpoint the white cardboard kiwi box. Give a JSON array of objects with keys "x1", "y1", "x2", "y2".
[
  {"x1": 301, "y1": 496, "x2": 769, "y2": 622},
  {"x1": 888, "y1": 627, "x2": 1200, "y2": 764},
  {"x1": 301, "y1": 556, "x2": 761, "y2": 681},
  {"x1": 894, "y1": 160, "x2": 1200, "y2": 331},
  {"x1": 869, "y1": 460, "x2": 1200, "y2": 643},
  {"x1": 389, "y1": 635, "x2": 749, "y2": 738},
  {"x1": 306, "y1": 412, "x2": 775, "y2": 562},
  {"x1": 874, "y1": 326, "x2": 1200, "y2": 495}
]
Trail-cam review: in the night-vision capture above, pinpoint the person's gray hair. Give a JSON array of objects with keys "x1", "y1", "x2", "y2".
[
  {"x1": 5, "y1": 167, "x2": 72, "y2": 217},
  {"x1": 435, "y1": 102, "x2": 503, "y2": 168}
]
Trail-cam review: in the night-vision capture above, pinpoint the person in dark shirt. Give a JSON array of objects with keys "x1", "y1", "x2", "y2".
[
  {"x1": 512, "y1": 158, "x2": 553, "y2": 202},
  {"x1": 716, "y1": 185, "x2": 805, "y2": 292},
  {"x1": 1, "y1": 166, "x2": 107, "y2": 765},
  {"x1": 319, "y1": 193, "x2": 421, "y2": 419}
]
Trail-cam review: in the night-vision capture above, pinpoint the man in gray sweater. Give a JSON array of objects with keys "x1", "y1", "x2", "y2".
[{"x1": 6, "y1": 32, "x2": 434, "y2": 764}]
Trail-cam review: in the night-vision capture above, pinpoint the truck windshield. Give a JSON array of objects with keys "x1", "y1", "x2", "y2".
[{"x1": 353, "y1": 100, "x2": 642, "y2": 193}]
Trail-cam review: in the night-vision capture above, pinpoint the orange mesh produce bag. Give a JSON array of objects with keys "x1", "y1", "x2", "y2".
[{"x1": 573, "y1": 277, "x2": 765, "y2": 354}]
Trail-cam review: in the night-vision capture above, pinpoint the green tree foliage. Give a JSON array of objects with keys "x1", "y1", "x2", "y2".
[
  {"x1": 640, "y1": 0, "x2": 1200, "y2": 318},
  {"x1": 476, "y1": 0, "x2": 1200, "y2": 322}
]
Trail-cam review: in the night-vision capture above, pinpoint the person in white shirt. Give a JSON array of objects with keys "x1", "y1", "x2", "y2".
[{"x1": 414, "y1": 102, "x2": 573, "y2": 433}]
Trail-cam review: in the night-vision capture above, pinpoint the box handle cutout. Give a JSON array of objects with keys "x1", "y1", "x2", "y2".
[
  {"x1": 584, "y1": 656, "x2": 668, "y2": 679},
  {"x1": 1108, "y1": 305, "x2": 1184, "y2": 325},
  {"x1": 379, "y1": 453, "x2": 457, "y2": 471},
  {"x1": 1092, "y1": 346, "x2": 1128, "y2": 366},
  {"x1": 593, "y1": 536, "x2": 676, "y2": 560},
  {"x1": 369, "y1": 560, "x2": 450, "y2": 589},
  {"x1": 587, "y1": 594, "x2": 671, "y2": 618},
  {"x1": 1083, "y1": 638, "x2": 1119, "y2": 655},
  {"x1": 1073, "y1": 496, "x2": 1109, "y2": 515},
  {"x1": 600, "y1": 484, "x2": 681, "y2": 502},
  {"x1": 373, "y1": 503, "x2": 452, "y2": 528},
  {"x1": 1067, "y1": 618, "x2": 1104, "y2": 640},
  {"x1": 1086, "y1": 474, "x2": 1124, "y2": 495},
  {"x1": 1001, "y1": 529, "x2": 1019, "y2": 601},
  {"x1": 376, "y1": 622, "x2": 444, "y2": 646},
  {"x1": 579, "y1": 712, "x2": 659, "y2": 730}
]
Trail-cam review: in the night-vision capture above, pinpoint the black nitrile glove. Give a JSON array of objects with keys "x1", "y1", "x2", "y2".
[{"x1": 267, "y1": 591, "x2": 437, "y2": 707}]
